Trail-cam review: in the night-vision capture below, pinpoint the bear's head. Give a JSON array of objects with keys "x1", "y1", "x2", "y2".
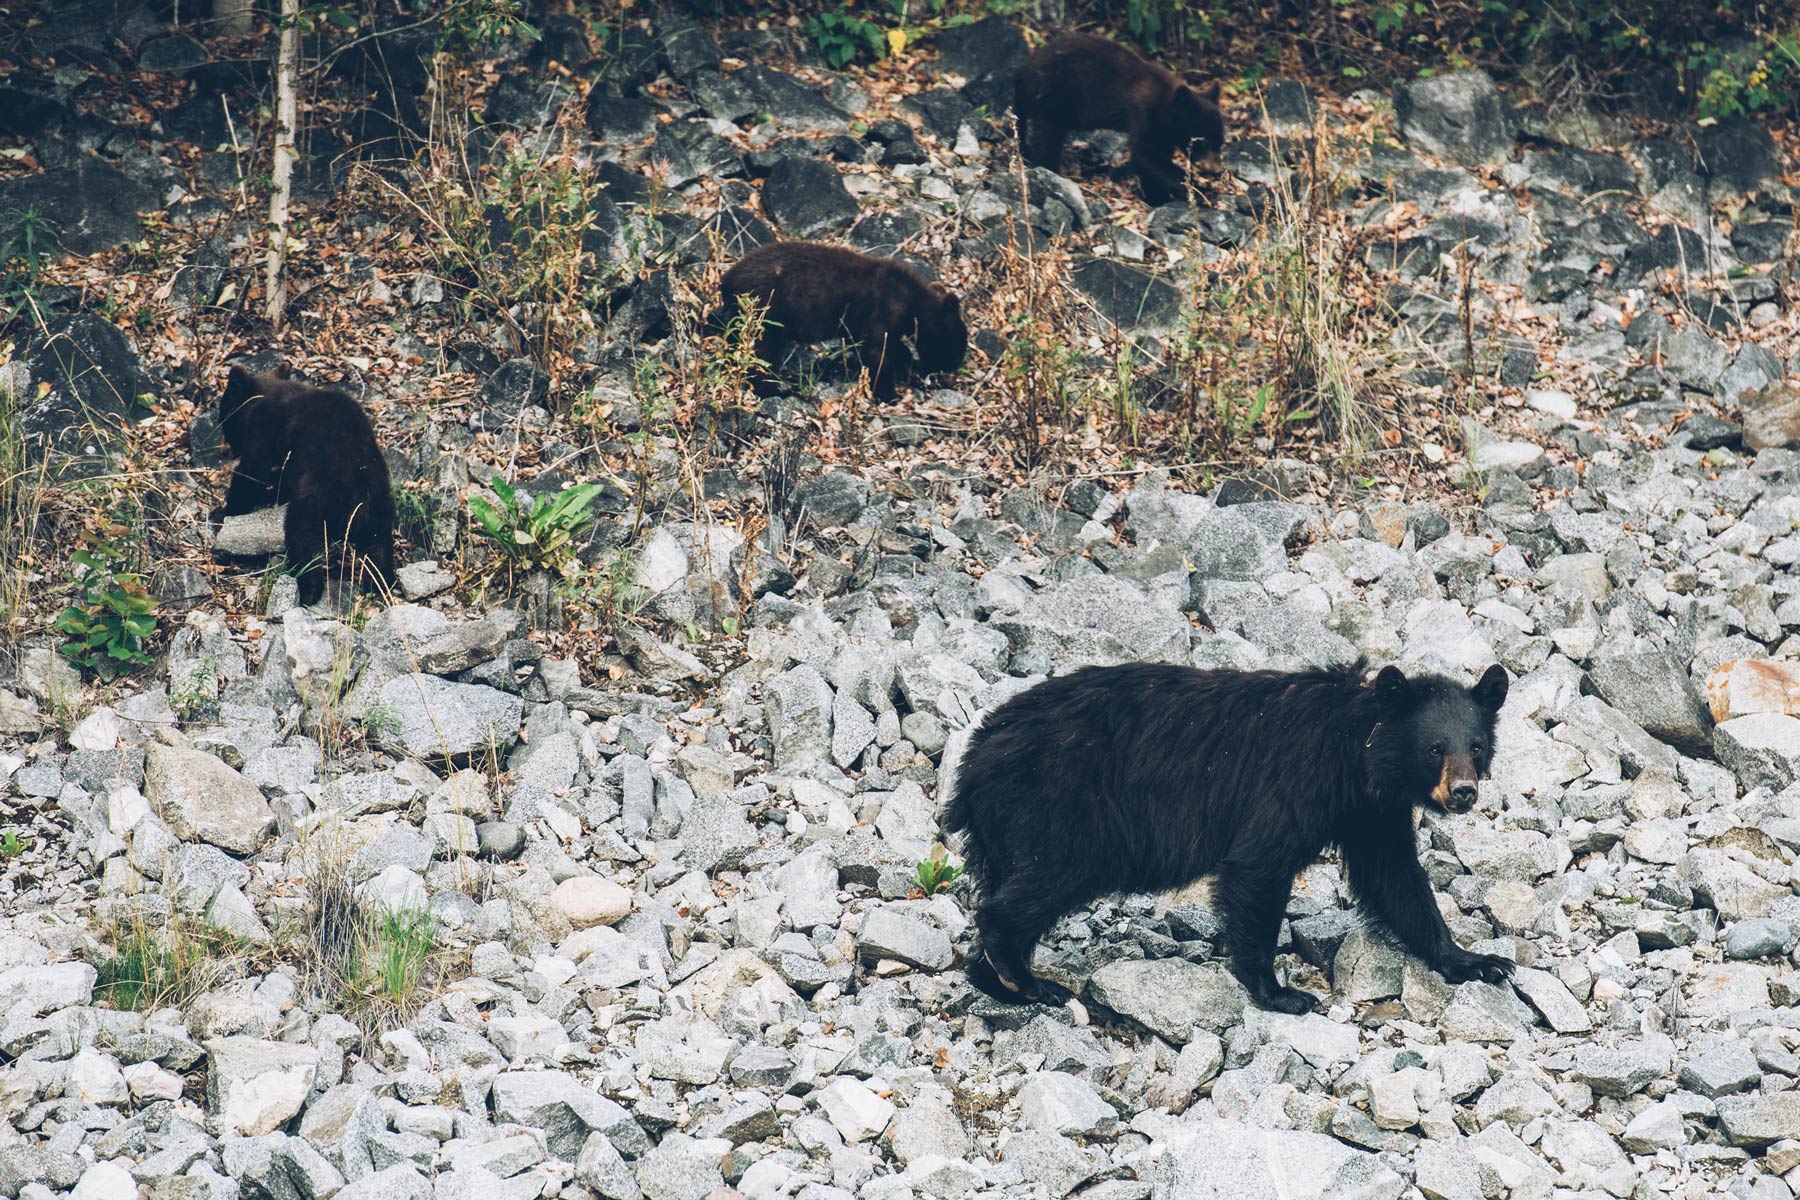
[
  {"x1": 1367, "y1": 664, "x2": 1508, "y2": 814},
  {"x1": 914, "y1": 282, "x2": 969, "y2": 376},
  {"x1": 1170, "y1": 79, "x2": 1226, "y2": 161},
  {"x1": 217, "y1": 364, "x2": 297, "y2": 452}
]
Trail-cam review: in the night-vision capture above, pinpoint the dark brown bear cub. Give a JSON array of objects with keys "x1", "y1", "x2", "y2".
[
  {"x1": 945, "y1": 661, "x2": 1513, "y2": 1013},
  {"x1": 213, "y1": 365, "x2": 395, "y2": 605},
  {"x1": 1014, "y1": 31, "x2": 1225, "y2": 206},
  {"x1": 714, "y1": 242, "x2": 967, "y2": 400}
]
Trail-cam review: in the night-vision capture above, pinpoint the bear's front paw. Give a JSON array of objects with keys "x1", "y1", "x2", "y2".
[
  {"x1": 1438, "y1": 951, "x2": 1514, "y2": 985},
  {"x1": 1251, "y1": 983, "x2": 1318, "y2": 1014}
]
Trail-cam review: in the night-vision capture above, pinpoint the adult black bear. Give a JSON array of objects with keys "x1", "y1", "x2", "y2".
[
  {"x1": 213, "y1": 365, "x2": 395, "y2": 605},
  {"x1": 944, "y1": 661, "x2": 1514, "y2": 1013},
  {"x1": 713, "y1": 242, "x2": 967, "y2": 400},
  {"x1": 1013, "y1": 31, "x2": 1225, "y2": 206}
]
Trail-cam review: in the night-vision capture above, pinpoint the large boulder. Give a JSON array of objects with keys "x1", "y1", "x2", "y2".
[
  {"x1": 1394, "y1": 70, "x2": 1514, "y2": 166},
  {"x1": 371, "y1": 674, "x2": 524, "y2": 762},
  {"x1": 0, "y1": 162, "x2": 158, "y2": 255},
  {"x1": 760, "y1": 157, "x2": 858, "y2": 238},
  {"x1": 13, "y1": 313, "x2": 157, "y2": 479},
  {"x1": 146, "y1": 744, "x2": 276, "y2": 856},
  {"x1": 1152, "y1": 1119, "x2": 1404, "y2": 1200}
]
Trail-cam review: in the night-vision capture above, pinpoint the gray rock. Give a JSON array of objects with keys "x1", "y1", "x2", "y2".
[
  {"x1": 489, "y1": 1070, "x2": 641, "y2": 1161},
  {"x1": 1723, "y1": 916, "x2": 1797, "y2": 960},
  {"x1": 1662, "y1": 325, "x2": 1729, "y2": 391},
  {"x1": 1395, "y1": 70, "x2": 1513, "y2": 165},
  {"x1": 1510, "y1": 966, "x2": 1591, "y2": 1033},
  {"x1": 856, "y1": 908, "x2": 952, "y2": 971},
  {"x1": 1717, "y1": 1093, "x2": 1800, "y2": 1150},
  {"x1": 216, "y1": 507, "x2": 288, "y2": 556},
  {"x1": 765, "y1": 664, "x2": 835, "y2": 768},
  {"x1": 1152, "y1": 1119, "x2": 1404, "y2": 1200},
  {"x1": 205, "y1": 1037, "x2": 320, "y2": 1137},
  {"x1": 146, "y1": 744, "x2": 275, "y2": 856},
  {"x1": 1017, "y1": 1071, "x2": 1118, "y2": 1136},
  {"x1": 1715, "y1": 713, "x2": 1800, "y2": 790},
  {"x1": 1677, "y1": 1040, "x2": 1762, "y2": 1098},
  {"x1": 1568, "y1": 1037, "x2": 1671, "y2": 1097},
  {"x1": 0, "y1": 962, "x2": 96, "y2": 1018},
  {"x1": 761, "y1": 157, "x2": 858, "y2": 237},
  {"x1": 371, "y1": 674, "x2": 523, "y2": 761},
  {"x1": 1087, "y1": 958, "x2": 1246, "y2": 1041},
  {"x1": 1585, "y1": 645, "x2": 1711, "y2": 754}
]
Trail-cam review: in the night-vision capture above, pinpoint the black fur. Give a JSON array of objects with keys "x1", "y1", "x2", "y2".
[
  {"x1": 213, "y1": 365, "x2": 395, "y2": 605},
  {"x1": 943, "y1": 661, "x2": 1513, "y2": 1013},
  {"x1": 711, "y1": 241, "x2": 967, "y2": 400},
  {"x1": 1014, "y1": 32, "x2": 1226, "y2": 206}
]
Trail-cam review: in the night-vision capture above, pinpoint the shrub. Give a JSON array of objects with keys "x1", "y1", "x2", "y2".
[
  {"x1": 53, "y1": 534, "x2": 158, "y2": 681},
  {"x1": 468, "y1": 475, "x2": 604, "y2": 580}
]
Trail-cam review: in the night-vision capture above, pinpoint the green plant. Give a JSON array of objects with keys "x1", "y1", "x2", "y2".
[
  {"x1": 807, "y1": 7, "x2": 887, "y2": 67},
  {"x1": 360, "y1": 701, "x2": 404, "y2": 742},
  {"x1": 0, "y1": 207, "x2": 55, "y2": 323},
  {"x1": 53, "y1": 534, "x2": 158, "y2": 681},
  {"x1": 365, "y1": 908, "x2": 439, "y2": 1006},
  {"x1": 468, "y1": 475, "x2": 603, "y2": 580},
  {"x1": 96, "y1": 916, "x2": 239, "y2": 1012},
  {"x1": 916, "y1": 843, "x2": 965, "y2": 894},
  {"x1": 171, "y1": 657, "x2": 220, "y2": 724},
  {"x1": 437, "y1": 0, "x2": 539, "y2": 52},
  {"x1": 0, "y1": 831, "x2": 30, "y2": 858}
]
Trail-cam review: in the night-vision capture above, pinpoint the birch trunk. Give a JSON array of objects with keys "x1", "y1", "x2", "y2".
[{"x1": 265, "y1": 0, "x2": 300, "y2": 327}]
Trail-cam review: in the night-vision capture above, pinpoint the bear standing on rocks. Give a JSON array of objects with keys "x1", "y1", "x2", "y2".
[
  {"x1": 713, "y1": 241, "x2": 967, "y2": 400},
  {"x1": 1014, "y1": 31, "x2": 1225, "y2": 206},
  {"x1": 944, "y1": 661, "x2": 1514, "y2": 1013},
  {"x1": 212, "y1": 365, "x2": 395, "y2": 605}
]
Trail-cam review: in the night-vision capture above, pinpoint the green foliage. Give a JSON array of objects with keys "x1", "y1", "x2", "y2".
[
  {"x1": 0, "y1": 831, "x2": 29, "y2": 859},
  {"x1": 916, "y1": 843, "x2": 965, "y2": 894},
  {"x1": 0, "y1": 206, "x2": 55, "y2": 322},
  {"x1": 360, "y1": 701, "x2": 404, "y2": 742},
  {"x1": 437, "y1": 0, "x2": 540, "y2": 53},
  {"x1": 53, "y1": 536, "x2": 158, "y2": 681},
  {"x1": 364, "y1": 908, "x2": 439, "y2": 1006},
  {"x1": 96, "y1": 918, "x2": 237, "y2": 1012},
  {"x1": 468, "y1": 475, "x2": 603, "y2": 579},
  {"x1": 807, "y1": 8, "x2": 886, "y2": 67}
]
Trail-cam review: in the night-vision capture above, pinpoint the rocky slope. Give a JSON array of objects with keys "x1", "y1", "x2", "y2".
[{"x1": 3, "y1": 6, "x2": 1800, "y2": 1200}]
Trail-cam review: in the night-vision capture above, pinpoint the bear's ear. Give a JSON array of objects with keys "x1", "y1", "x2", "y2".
[
  {"x1": 1473, "y1": 663, "x2": 1509, "y2": 712},
  {"x1": 272, "y1": 363, "x2": 293, "y2": 380},
  {"x1": 1372, "y1": 664, "x2": 1410, "y2": 709},
  {"x1": 222, "y1": 365, "x2": 256, "y2": 409},
  {"x1": 1203, "y1": 80, "x2": 1223, "y2": 105}
]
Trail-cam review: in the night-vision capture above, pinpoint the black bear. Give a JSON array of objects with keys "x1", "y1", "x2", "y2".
[
  {"x1": 713, "y1": 241, "x2": 967, "y2": 400},
  {"x1": 943, "y1": 661, "x2": 1514, "y2": 1013},
  {"x1": 1013, "y1": 31, "x2": 1225, "y2": 206},
  {"x1": 213, "y1": 365, "x2": 395, "y2": 605}
]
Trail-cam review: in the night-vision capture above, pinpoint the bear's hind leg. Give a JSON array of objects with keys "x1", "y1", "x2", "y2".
[
  {"x1": 1216, "y1": 860, "x2": 1316, "y2": 1014},
  {"x1": 284, "y1": 500, "x2": 331, "y2": 606}
]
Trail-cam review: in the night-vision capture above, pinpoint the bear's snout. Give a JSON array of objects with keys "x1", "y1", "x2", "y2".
[{"x1": 1431, "y1": 756, "x2": 1480, "y2": 812}]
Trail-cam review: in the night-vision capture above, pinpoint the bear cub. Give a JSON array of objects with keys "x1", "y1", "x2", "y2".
[
  {"x1": 1014, "y1": 31, "x2": 1225, "y2": 206},
  {"x1": 945, "y1": 661, "x2": 1513, "y2": 1013},
  {"x1": 714, "y1": 242, "x2": 967, "y2": 400},
  {"x1": 213, "y1": 365, "x2": 395, "y2": 605}
]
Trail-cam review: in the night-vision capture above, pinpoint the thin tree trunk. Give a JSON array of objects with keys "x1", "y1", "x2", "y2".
[
  {"x1": 212, "y1": 0, "x2": 253, "y2": 36},
  {"x1": 265, "y1": 0, "x2": 300, "y2": 328}
]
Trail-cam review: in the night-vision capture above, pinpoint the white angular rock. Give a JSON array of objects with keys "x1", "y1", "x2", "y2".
[
  {"x1": 817, "y1": 1079, "x2": 895, "y2": 1142},
  {"x1": 206, "y1": 1036, "x2": 320, "y2": 1137}
]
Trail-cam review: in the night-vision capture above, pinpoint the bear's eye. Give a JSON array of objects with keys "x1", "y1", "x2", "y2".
[
  {"x1": 1472, "y1": 743, "x2": 1485, "y2": 756},
  {"x1": 1430, "y1": 745, "x2": 1444, "y2": 758}
]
